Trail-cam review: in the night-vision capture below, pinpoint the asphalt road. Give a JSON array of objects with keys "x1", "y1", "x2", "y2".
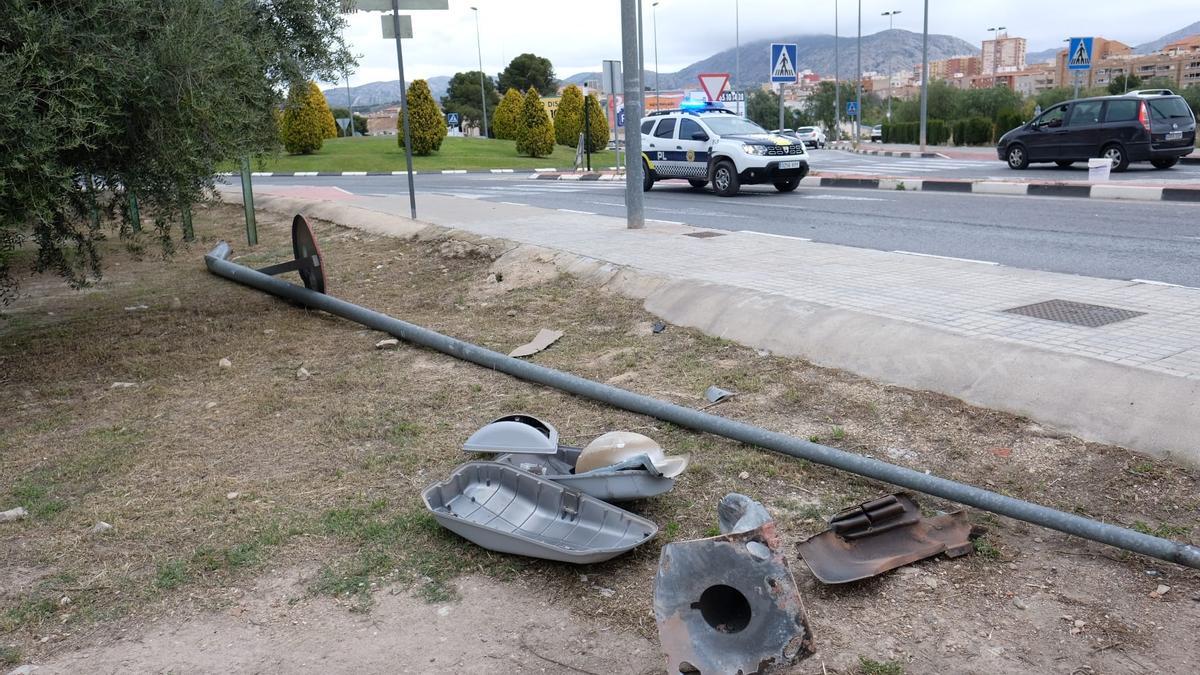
[
  {"x1": 242, "y1": 172, "x2": 1200, "y2": 287},
  {"x1": 809, "y1": 148, "x2": 1200, "y2": 183}
]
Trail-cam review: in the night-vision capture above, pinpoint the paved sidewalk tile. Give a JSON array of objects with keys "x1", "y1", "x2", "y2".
[{"x1": 339, "y1": 194, "x2": 1200, "y2": 381}]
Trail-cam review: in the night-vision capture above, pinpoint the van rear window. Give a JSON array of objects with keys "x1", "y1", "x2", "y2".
[{"x1": 1149, "y1": 97, "x2": 1193, "y2": 120}]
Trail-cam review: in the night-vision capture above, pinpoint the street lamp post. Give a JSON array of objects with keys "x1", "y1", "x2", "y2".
[
  {"x1": 637, "y1": 0, "x2": 645, "y2": 114},
  {"x1": 881, "y1": 10, "x2": 901, "y2": 121},
  {"x1": 470, "y1": 7, "x2": 488, "y2": 138},
  {"x1": 652, "y1": 2, "x2": 660, "y2": 106},
  {"x1": 735, "y1": 0, "x2": 740, "y2": 111},
  {"x1": 834, "y1": 0, "x2": 840, "y2": 142},
  {"x1": 855, "y1": 0, "x2": 861, "y2": 147},
  {"x1": 918, "y1": 0, "x2": 929, "y2": 151}
]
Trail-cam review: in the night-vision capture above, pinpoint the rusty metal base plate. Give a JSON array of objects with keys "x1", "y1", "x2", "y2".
[
  {"x1": 1002, "y1": 299, "x2": 1144, "y2": 327},
  {"x1": 654, "y1": 520, "x2": 813, "y2": 674}
]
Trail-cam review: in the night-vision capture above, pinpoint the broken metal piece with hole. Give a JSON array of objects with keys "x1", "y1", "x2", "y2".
[
  {"x1": 796, "y1": 492, "x2": 974, "y2": 584},
  {"x1": 422, "y1": 462, "x2": 658, "y2": 564},
  {"x1": 461, "y1": 414, "x2": 560, "y2": 455},
  {"x1": 253, "y1": 214, "x2": 327, "y2": 293},
  {"x1": 655, "y1": 494, "x2": 813, "y2": 674},
  {"x1": 704, "y1": 385, "x2": 736, "y2": 405}
]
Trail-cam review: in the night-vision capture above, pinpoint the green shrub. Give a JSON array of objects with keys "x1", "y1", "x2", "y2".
[
  {"x1": 516, "y1": 86, "x2": 554, "y2": 157},
  {"x1": 399, "y1": 79, "x2": 446, "y2": 156},
  {"x1": 281, "y1": 81, "x2": 330, "y2": 155},
  {"x1": 554, "y1": 84, "x2": 584, "y2": 147},
  {"x1": 583, "y1": 93, "x2": 610, "y2": 153},
  {"x1": 993, "y1": 110, "x2": 1025, "y2": 142},
  {"x1": 493, "y1": 88, "x2": 524, "y2": 140}
]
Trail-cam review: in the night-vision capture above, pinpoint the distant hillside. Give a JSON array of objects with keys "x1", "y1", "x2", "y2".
[
  {"x1": 565, "y1": 29, "x2": 976, "y2": 91},
  {"x1": 1135, "y1": 20, "x2": 1200, "y2": 54},
  {"x1": 1026, "y1": 47, "x2": 1059, "y2": 65},
  {"x1": 323, "y1": 75, "x2": 451, "y2": 110}
]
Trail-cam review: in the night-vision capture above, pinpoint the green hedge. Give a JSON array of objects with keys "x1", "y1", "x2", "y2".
[
  {"x1": 993, "y1": 110, "x2": 1025, "y2": 142},
  {"x1": 881, "y1": 119, "x2": 949, "y2": 145},
  {"x1": 951, "y1": 117, "x2": 993, "y2": 146}
]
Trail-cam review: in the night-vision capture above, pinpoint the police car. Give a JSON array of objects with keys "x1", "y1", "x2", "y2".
[{"x1": 639, "y1": 102, "x2": 809, "y2": 197}]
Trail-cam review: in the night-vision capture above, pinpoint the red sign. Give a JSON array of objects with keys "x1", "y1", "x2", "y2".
[{"x1": 697, "y1": 73, "x2": 730, "y2": 102}]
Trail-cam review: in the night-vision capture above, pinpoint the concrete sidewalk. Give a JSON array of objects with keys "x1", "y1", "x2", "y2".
[{"x1": 223, "y1": 186, "x2": 1200, "y2": 465}]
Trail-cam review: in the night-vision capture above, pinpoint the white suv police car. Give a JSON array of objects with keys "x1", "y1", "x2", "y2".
[{"x1": 639, "y1": 103, "x2": 809, "y2": 197}]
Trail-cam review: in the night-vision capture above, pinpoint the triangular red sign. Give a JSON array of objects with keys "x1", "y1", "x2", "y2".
[{"x1": 698, "y1": 73, "x2": 730, "y2": 102}]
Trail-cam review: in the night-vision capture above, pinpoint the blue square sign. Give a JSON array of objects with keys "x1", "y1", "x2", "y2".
[
  {"x1": 770, "y1": 43, "x2": 798, "y2": 83},
  {"x1": 846, "y1": 101, "x2": 858, "y2": 117},
  {"x1": 1068, "y1": 37, "x2": 1094, "y2": 71}
]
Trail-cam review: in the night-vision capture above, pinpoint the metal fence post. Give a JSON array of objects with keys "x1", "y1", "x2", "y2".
[{"x1": 240, "y1": 156, "x2": 257, "y2": 246}]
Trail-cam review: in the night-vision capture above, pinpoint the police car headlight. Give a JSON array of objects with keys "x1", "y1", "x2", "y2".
[{"x1": 741, "y1": 144, "x2": 767, "y2": 155}]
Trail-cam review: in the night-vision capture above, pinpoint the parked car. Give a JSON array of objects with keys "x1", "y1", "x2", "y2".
[
  {"x1": 792, "y1": 126, "x2": 827, "y2": 148},
  {"x1": 869, "y1": 124, "x2": 883, "y2": 142},
  {"x1": 996, "y1": 90, "x2": 1197, "y2": 172}
]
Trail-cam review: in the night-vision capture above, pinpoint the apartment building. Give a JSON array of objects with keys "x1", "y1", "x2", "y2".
[{"x1": 982, "y1": 33, "x2": 1026, "y2": 74}]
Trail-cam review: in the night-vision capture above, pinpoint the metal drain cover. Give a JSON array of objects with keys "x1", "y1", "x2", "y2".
[
  {"x1": 683, "y1": 231, "x2": 726, "y2": 238},
  {"x1": 1002, "y1": 299, "x2": 1145, "y2": 327}
]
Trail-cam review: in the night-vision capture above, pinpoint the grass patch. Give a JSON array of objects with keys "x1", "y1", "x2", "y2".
[
  {"x1": 153, "y1": 561, "x2": 188, "y2": 590},
  {"x1": 240, "y1": 136, "x2": 617, "y2": 173},
  {"x1": 972, "y1": 537, "x2": 1002, "y2": 560},
  {"x1": 1131, "y1": 521, "x2": 1191, "y2": 539},
  {"x1": 314, "y1": 498, "x2": 471, "y2": 608},
  {"x1": 0, "y1": 645, "x2": 21, "y2": 666},
  {"x1": 859, "y1": 656, "x2": 905, "y2": 675}
]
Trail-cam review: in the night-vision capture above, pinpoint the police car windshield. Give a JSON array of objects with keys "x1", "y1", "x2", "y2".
[{"x1": 703, "y1": 116, "x2": 768, "y2": 136}]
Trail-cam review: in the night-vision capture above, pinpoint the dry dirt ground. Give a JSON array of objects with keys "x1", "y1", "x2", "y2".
[{"x1": 2, "y1": 204, "x2": 1198, "y2": 675}]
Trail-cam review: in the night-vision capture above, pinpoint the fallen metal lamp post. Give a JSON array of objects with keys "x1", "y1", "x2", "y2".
[{"x1": 204, "y1": 223, "x2": 1200, "y2": 571}]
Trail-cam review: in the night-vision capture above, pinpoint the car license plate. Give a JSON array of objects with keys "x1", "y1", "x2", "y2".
[
  {"x1": 1166, "y1": 131, "x2": 1183, "y2": 141},
  {"x1": 779, "y1": 160, "x2": 800, "y2": 169}
]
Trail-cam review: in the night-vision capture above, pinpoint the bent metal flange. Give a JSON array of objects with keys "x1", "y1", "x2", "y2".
[{"x1": 202, "y1": 224, "x2": 1200, "y2": 571}]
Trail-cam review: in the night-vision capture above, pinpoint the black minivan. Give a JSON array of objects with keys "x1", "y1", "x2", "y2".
[{"x1": 997, "y1": 90, "x2": 1196, "y2": 172}]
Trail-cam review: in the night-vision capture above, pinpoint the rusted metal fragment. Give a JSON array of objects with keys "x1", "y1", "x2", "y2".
[
  {"x1": 796, "y1": 492, "x2": 973, "y2": 584},
  {"x1": 655, "y1": 494, "x2": 813, "y2": 674}
]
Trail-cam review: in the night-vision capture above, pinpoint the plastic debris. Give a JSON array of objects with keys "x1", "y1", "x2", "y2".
[
  {"x1": 1, "y1": 506, "x2": 29, "y2": 523},
  {"x1": 509, "y1": 328, "x2": 563, "y2": 357}
]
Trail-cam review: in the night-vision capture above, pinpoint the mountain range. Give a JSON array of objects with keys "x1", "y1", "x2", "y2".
[{"x1": 324, "y1": 22, "x2": 1199, "y2": 109}]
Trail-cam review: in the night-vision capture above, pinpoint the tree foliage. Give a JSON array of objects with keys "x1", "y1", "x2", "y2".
[
  {"x1": 1108, "y1": 74, "x2": 1142, "y2": 95},
  {"x1": 281, "y1": 82, "x2": 334, "y2": 154},
  {"x1": 0, "y1": 0, "x2": 353, "y2": 302},
  {"x1": 493, "y1": 88, "x2": 524, "y2": 140},
  {"x1": 400, "y1": 79, "x2": 447, "y2": 156},
  {"x1": 554, "y1": 85, "x2": 585, "y2": 146},
  {"x1": 583, "y1": 93, "x2": 610, "y2": 153},
  {"x1": 516, "y1": 87, "x2": 554, "y2": 158},
  {"x1": 441, "y1": 71, "x2": 499, "y2": 136},
  {"x1": 498, "y1": 54, "x2": 556, "y2": 96}
]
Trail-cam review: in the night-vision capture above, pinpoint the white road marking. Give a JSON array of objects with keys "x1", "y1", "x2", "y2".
[
  {"x1": 738, "y1": 231, "x2": 812, "y2": 241},
  {"x1": 648, "y1": 219, "x2": 685, "y2": 225},
  {"x1": 800, "y1": 194, "x2": 886, "y2": 201},
  {"x1": 557, "y1": 208, "x2": 596, "y2": 215},
  {"x1": 294, "y1": 171, "x2": 318, "y2": 176},
  {"x1": 499, "y1": 201, "x2": 527, "y2": 206},
  {"x1": 341, "y1": 171, "x2": 367, "y2": 176},
  {"x1": 893, "y1": 250, "x2": 1000, "y2": 265},
  {"x1": 1131, "y1": 279, "x2": 1199, "y2": 289}
]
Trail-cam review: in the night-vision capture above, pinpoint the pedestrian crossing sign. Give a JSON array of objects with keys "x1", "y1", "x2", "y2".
[
  {"x1": 1068, "y1": 37, "x2": 1093, "y2": 71},
  {"x1": 770, "y1": 43, "x2": 799, "y2": 83}
]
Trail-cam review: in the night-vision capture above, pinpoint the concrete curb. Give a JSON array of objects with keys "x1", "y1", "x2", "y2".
[
  {"x1": 218, "y1": 168, "x2": 558, "y2": 178},
  {"x1": 526, "y1": 171, "x2": 1200, "y2": 202},
  {"x1": 218, "y1": 187, "x2": 1200, "y2": 466}
]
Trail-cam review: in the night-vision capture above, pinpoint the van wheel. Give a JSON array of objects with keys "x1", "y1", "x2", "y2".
[
  {"x1": 712, "y1": 160, "x2": 740, "y2": 197},
  {"x1": 1006, "y1": 144, "x2": 1029, "y2": 170},
  {"x1": 1055, "y1": 160, "x2": 1074, "y2": 168},
  {"x1": 1151, "y1": 158, "x2": 1178, "y2": 169},
  {"x1": 774, "y1": 176, "x2": 801, "y2": 192},
  {"x1": 1101, "y1": 143, "x2": 1129, "y2": 172},
  {"x1": 687, "y1": 179, "x2": 708, "y2": 189},
  {"x1": 642, "y1": 159, "x2": 655, "y2": 191}
]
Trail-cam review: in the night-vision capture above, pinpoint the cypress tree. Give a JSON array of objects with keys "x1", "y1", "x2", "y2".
[
  {"x1": 554, "y1": 84, "x2": 584, "y2": 147},
  {"x1": 583, "y1": 94, "x2": 610, "y2": 154},
  {"x1": 281, "y1": 81, "x2": 326, "y2": 155},
  {"x1": 516, "y1": 87, "x2": 554, "y2": 158},
  {"x1": 308, "y1": 82, "x2": 337, "y2": 139},
  {"x1": 493, "y1": 87, "x2": 524, "y2": 140},
  {"x1": 400, "y1": 79, "x2": 447, "y2": 155}
]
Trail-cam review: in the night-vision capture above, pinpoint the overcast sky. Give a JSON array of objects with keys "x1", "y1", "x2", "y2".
[{"x1": 326, "y1": 1, "x2": 1199, "y2": 88}]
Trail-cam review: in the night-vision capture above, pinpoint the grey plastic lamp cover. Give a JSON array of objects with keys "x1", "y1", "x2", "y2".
[
  {"x1": 462, "y1": 414, "x2": 559, "y2": 454},
  {"x1": 576, "y1": 431, "x2": 690, "y2": 478}
]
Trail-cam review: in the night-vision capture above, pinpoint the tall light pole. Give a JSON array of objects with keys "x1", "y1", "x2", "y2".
[
  {"x1": 881, "y1": 10, "x2": 901, "y2": 121},
  {"x1": 834, "y1": 0, "x2": 840, "y2": 142},
  {"x1": 637, "y1": 0, "x2": 645, "y2": 114},
  {"x1": 470, "y1": 7, "x2": 488, "y2": 138},
  {"x1": 620, "y1": 0, "x2": 644, "y2": 230},
  {"x1": 735, "y1": 0, "x2": 740, "y2": 110},
  {"x1": 855, "y1": 0, "x2": 861, "y2": 146},
  {"x1": 652, "y1": 2, "x2": 661, "y2": 107},
  {"x1": 988, "y1": 26, "x2": 1006, "y2": 86},
  {"x1": 918, "y1": 0, "x2": 929, "y2": 151}
]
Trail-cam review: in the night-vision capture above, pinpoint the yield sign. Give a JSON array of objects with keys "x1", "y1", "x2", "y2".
[{"x1": 698, "y1": 73, "x2": 730, "y2": 102}]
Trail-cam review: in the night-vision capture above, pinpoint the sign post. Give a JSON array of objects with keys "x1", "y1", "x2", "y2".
[
  {"x1": 770, "y1": 43, "x2": 798, "y2": 130},
  {"x1": 602, "y1": 60, "x2": 623, "y2": 168},
  {"x1": 352, "y1": 0, "x2": 449, "y2": 220},
  {"x1": 1067, "y1": 36, "x2": 1094, "y2": 99}
]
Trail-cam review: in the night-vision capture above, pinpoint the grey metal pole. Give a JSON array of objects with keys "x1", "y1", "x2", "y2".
[
  {"x1": 204, "y1": 241, "x2": 1200, "y2": 572},
  {"x1": 637, "y1": 0, "x2": 645, "y2": 115},
  {"x1": 834, "y1": 0, "x2": 840, "y2": 142},
  {"x1": 239, "y1": 156, "x2": 257, "y2": 245},
  {"x1": 778, "y1": 85, "x2": 785, "y2": 130},
  {"x1": 919, "y1": 0, "x2": 929, "y2": 151},
  {"x1": 391, "y1": 1, "x2": 417, "y2": 219},
  {"x1": 882, "y1": 10, "x2": 900, "y2": 121},
  {"x1": 855, "y1": 0, "x2": 862, "y2": 147},
  {"x1": 653, "y1": 2, "x2": 660, "y2": 106},
  {"x1": 472, "y1": 7, "x2": 488, "y2": 138},
  {"x1": 735, "y1": 0, "x2": 740, "y2": 109},
  {"x1": 620, "y1": 0, "x2": 645, "y2": 230}
]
